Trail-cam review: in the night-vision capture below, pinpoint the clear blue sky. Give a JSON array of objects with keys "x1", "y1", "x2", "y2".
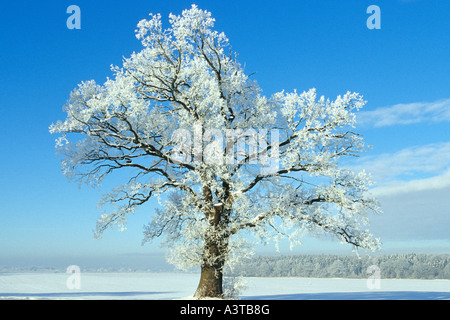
[{"x1": 1, "y1": 0, "x2": 449, "y2": 269}]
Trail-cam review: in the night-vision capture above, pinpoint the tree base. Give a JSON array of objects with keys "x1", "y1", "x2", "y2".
[{"x1": 194, "y1": 265, "x2": 224, "y2": 299}]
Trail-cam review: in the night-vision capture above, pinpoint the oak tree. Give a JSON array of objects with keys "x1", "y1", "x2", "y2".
[{"x1": 50, "y1": 5, "x2": 381, "y2": 298}]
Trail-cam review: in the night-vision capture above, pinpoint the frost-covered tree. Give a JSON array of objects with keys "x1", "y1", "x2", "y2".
[{"x1": 50, "y1": 5, "x2": 381, "y2": 298}]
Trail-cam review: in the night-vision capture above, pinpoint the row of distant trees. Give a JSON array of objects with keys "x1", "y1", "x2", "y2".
[{"x1": 228, "y1": 254, "x2": 450, "y2": 279}]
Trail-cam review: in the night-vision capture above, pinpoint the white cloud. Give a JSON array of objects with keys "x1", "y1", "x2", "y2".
[
  {"x1": 371, "y1": 168, "x2": 450, "y2": 197},
  {"x1": 351, "y1": 144, "x2": 450, "y2": 242},
  {"x1": 353, "y1": 142, "x2": 450, "y2": 180},
  {"x1": 357, "y1": 98, "x2": 450, "y2": 127},
  {"x1": 348, "y1": 142, "x2": 450, "y2": 197}
]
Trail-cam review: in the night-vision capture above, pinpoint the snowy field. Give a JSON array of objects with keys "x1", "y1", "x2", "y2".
[{"x1": 0, "y1": 272, "x2": 449, "y2": 300}]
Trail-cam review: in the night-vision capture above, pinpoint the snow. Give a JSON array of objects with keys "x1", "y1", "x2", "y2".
[{"x1": 0, "y1": 272, "x2": 448, "y2": 300}]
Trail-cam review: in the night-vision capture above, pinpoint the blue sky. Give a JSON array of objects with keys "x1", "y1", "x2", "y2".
[{"x1": 0, "y1": 0, "x2": 449, "y2": 269}]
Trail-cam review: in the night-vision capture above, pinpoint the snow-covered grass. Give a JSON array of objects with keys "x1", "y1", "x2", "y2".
[{"x1": 0, "y1": 272, "x2": 448, "y2": 300}]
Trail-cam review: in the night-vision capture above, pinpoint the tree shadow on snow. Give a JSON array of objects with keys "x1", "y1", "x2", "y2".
[
  {"x1": 0, "y1": 291, "x2": 175, "y2": 299},
  {"x1": 242, "y1": 291, "x2": 450, "y2": 300}
]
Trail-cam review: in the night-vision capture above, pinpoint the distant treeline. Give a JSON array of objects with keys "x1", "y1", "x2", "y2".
[{"x1": 227, "y1": 253, "x2": 450, "y2": 279}]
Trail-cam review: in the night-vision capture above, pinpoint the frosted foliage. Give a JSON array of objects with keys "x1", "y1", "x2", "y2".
[{"x1": 50, "y1": 5, "x2": 381, "y2": 273}]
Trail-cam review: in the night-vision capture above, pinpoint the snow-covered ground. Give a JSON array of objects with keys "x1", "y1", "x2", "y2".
[{"x1": 0, "y1": 272, "x2": 448, "y2": 300}]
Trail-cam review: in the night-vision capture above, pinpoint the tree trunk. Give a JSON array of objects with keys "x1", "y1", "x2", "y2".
[
  {"x1": 194, "y1": 202, "x2": 228, "y2": 299},
  {"x1": 194, "y1": 225, "x2": 228, "y2": 298},
  {"x1": 194, "y1": 256, "x2": 224, "y2": 298}
]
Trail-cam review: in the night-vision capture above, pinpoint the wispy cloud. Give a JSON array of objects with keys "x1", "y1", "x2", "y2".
[
  {"x1": 371, "y1": 169, "x2": 450, "y2": 197},
  {"x1": 349, "y1": 142, "x2": 450, "y2": 196},
  {"x1": 357, "y1": 99, "x2": 450, "y2": 128}
]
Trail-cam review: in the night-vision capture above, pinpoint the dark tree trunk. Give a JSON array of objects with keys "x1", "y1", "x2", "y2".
[
  {"x1": 194, "y1": 247, "x2": 225, "y2": 298},
  {"x1": 194, "y1": 202, "x2": 228, "y2": 299}
]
